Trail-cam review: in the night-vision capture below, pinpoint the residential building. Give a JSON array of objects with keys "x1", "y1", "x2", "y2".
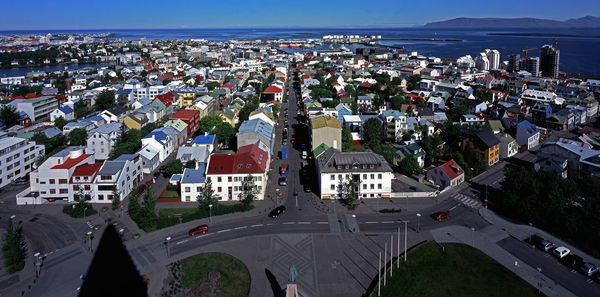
[
  {"x1": 516, "y1": 120, "x2": 540, "y2": 150},
  {"x1": 380, "y1": 110, "x2": 407, "y2": 142},
  {"x1": 50, "y1": 106, "x2": 74, "y2": 121},
  {"x1": 311, "y1": 115, "x2": 342, "y2": 152},
  {"x1": 237, "y1": 118, "x2": 274, "y2": 153},
  {"x1": 191, "y1": 133, "x2": 217, "y2": 153},
  {"x1": 538, "y1": 138, "x2": 600, "y2": 178},
  {"x1": 99, "y1": 105, "x2": 128, "y2": 123},
  {"x1": 496, "y1": 132, "x2": 518, "y2": 159},
  {"x1": 0, "y1": 137, "x2": 45, "y2": 189},
  {"x1": 16, "y1": 95, "x2": 59, "y2": 122},
  {"x1": 426, "y1": 159, "x2": 465, "y2": 189},
  {"x1": 86, "y1": 122, "x2": 123, "y2": 160},
  {"x1": 262, "y1": 85, "x2": 283, "y2": 102},
  {"x1": 316, "y1": 148, "x2": 394, "y2": 199},
  {"x1": 540, "y1": 45, "x2": 560, "y2": 77},
  {"x1": 461, "y1": 130, "x2": 500, "y2": 166},
  {"x1": 141, "y1": 127, "x2": 177, "y2": 162},
  {"x1": 206, "y1": 144, "x2": 267, "y2": 201},
  {"x1": 95, "y1": 154, "x2": 143, "y2": 203},
  {"x1": 170, "y1": 109, "x2": 200, "y2": 136},
  {"x1": 176, "y1": 146, "x2": 210, "y2": 166},
  {"x1": 164, "y1": 119, "x2": 188, "y2": 147},
  {"x1": 138, "y1": 145, "x2": 160, "y2": 174},
  {"x1": 180, "y1": 164, "x2": 207, "y2": 202}
]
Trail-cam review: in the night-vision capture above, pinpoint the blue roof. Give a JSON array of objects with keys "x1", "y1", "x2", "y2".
[
  {"x1": 192, "y1": 134, "x2": 216, "y2": 145},
  {"x1": 114, "y1": 153, "x2": 138, "y2": 161},
  {"x1": 91, "y1": 122, "x2": 122, "y2": 135},
  {"x1": 143, "y1": 130, "x2": 168, "y2": 145},
  {"x1": 43, "y1": 127, "x2": 62, "y2": 138},
  {"x1": 82, "y1": 115, "x2": 104, "y2": 123},
  {"x1": 517, "y1": 120, "x2": 539, "y2": 137},
  {"x1": 58, "y1": 106, "x2": 73, "y2": 114},
  {"x1": 303, "y1": 99, "x2": 313, "y2": 104},
  {"x1": 358, "y1": 96, "x2": 373, "y2": 100},
  {"x1": 237, "y1": 118, "x2": 274, "y2": 140},
  {"x1": 181, "y1": 164, "x2": 206, "y2": 184},
  {"x1": 116, "y1": 89, "x2": 132, "y2": 94}
]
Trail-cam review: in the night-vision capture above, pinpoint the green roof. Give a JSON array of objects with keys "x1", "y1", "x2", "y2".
[
  {"x1": 312, "y1": 143, "x2": 330, "y2": 158},
  {"x1": 164, "y1": 119, "x2": 188, "y2": 132},
  {"x1": 488, "y1": 120, "x2": 504, "y2": 132}
]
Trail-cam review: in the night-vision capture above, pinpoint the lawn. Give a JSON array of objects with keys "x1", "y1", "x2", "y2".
[
  {"x1": 160, "y1": 190, "x2": 180, "y2": 198},
  {"x1": 374, "y1": 242, "x2": 541, "y2": 297},
  {"x1": 180, "y1": 252, "x2": 250, "y2": 297},
  {"x1": 158, "y1": 207, "x2": 198, "y2": 218}
]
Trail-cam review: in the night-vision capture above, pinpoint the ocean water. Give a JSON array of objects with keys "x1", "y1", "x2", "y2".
[{"x1": 1, "y1": 27, "x2": 599, "y2": 76}]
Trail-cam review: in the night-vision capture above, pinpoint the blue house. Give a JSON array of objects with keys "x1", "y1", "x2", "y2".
[
  {"x1": 192, "y1": 134, "x2": 217, "y2": 152},
  {"x1": 335, "y1": 103, "x2": 352, "y2": 124}
]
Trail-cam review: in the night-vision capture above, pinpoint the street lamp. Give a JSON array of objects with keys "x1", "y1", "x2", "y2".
[
  {"x1": 471, "y1": 227, "x2": 475, "y2": 247},
  {"x1": 164, "y1": 237, "x2": 171, "y2": 258},
  {"x1": 83, "y1": 207, "x2": 88, "y2": 218},
  {"x1": 208, "y1": 204, "x2": 213, "y2": 223},
  {"x1": 403, "y1": 220, "x2": 408, "y2": 262},
  {"x1": 33, "y1": 252, "x2": 42, "y2": 278},
  {"x1": 416, "y1": 213, "x2": 421, "y2": 233},
  {"x1": 86, "y1": 231, "x2": 94, "y2": 253},
  {"x1": 537, "y1": 267, "x2": 543, "y2": 294},
  {"x1": 528, "y1": 222, "x2": 534, "y2": 244}
]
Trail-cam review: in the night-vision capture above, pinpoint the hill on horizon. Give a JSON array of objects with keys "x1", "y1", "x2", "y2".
[{"x1": 424, "y1": 16, "x2": 600, "y2": 28}]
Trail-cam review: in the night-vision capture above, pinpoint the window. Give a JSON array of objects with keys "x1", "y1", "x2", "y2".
[
  {"x1": 217, "y1": 187, "x2": 222, "y2": 192},
  {"x1": 338, "y1": 174, "x2": 342, "y2": 180},
  {"x1": 59, "y1": 179, "x2": 68, "y2": 184},
  {"x1": 98, "y1": 185, "x2": 113, "y2": 191},
  {"x1": 363, "y1": 174, "x2": 367, "y2": 180},
  {"x1": 330, "y1": 185, "x2": 335, "y2": 190},
  {"x1": 185, "y1": 187, "x2": 190, "y2": 192},
  {"x1": 362, "y1": 184, "x2": 367, "y2": 190},
  {"x1": 49, "y1": 179, "x2": 55, "y2": 184},
  {"x1": 370, "y1": 174, "x2": 375, "y2": 179},
  {"x1": 49, "y1": 189, "x2": 56, "y2": 194},
  {"x1": 378, "y1": 184, "x2": 382, "y2": 189},
  {"x1": 330, "y1": 175, "x2": 335, "y2": 180},
  {"x1": 370, "y1": 184, "x2": 374, "y2": 190},
  {"x1": 98, "y1": 194, "x2": 104, "y2": 200},
  {"x1": 101, "y1": 175, "x2": 112, "y2": 180},
  {"x1": 196, "y1": 187, "x2": 202, "y2": 192},
  {"x1": 84, "y1": 185, "x2": 90, "y2": 191},
  {"x1": 40, "y1": 180, "x2": 46, "y2": 184},
  {"x1": 59, "y1": 188, "x2": 68, "y2": 194},
  {"x1": 218, "y1": 177, "x2": 222, "y2": 182},
  {"x1": 258, "y1": 186, "x2": 262, "y2": 191},
  {"x1": 228, "y1": 176, "x2": 232, "y2": 182},
  {"x1": 378, "y1": 174, "x2": 382, "y2": 179},
  {"x1": 185, "y1": 196, "x2": 191, "y2": 202}
]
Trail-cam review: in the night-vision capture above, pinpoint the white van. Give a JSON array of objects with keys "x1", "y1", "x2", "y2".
[
  {"x1": 553, "y1": 246, "x2": 570, "y2": 258},
  {"x1": 302, "y1": 151, "x2": 307, "y2": 159}
]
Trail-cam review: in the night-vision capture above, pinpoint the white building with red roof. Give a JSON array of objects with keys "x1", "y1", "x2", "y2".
[
  {"x1": 262, "y1": 85, "x2": 283, "y2": 102},
  {"x1": 425, "y1": 159, "x2": 465, "y2": 189},
  {"x1": 69, "y1": 161, "x2": 104, "y2": 202},
  {"x1": 205, "y1": 144, "x2": 268, "y2": 201}
]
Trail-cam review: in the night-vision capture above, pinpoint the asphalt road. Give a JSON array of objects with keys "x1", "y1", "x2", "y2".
[{"x1": 498, "y1": 236, "x2": 600, "y2": 297}]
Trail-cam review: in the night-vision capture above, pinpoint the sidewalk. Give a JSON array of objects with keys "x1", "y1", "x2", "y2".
[
  {"x1": 430, "y1": 225, "x2": 576, "y2": 297},
  {"x1": 479, "y1": 207, "x2": 600, "y2": 265}
]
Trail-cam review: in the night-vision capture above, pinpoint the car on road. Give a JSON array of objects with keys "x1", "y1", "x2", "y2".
[
  {"x1": 152, "y1": 171, "x2": 161, "y2": 179},
  {"x1": 301, "y1": 167, "x2": 308, "y2": 177},
  {"x1": 159, "y1": 165, "x2": 166, "y2": 173},
  {"x1": 188, "y1": 225, "x2": 208, "y2": 236},
  {"x1": 282, "y1": 139, "x2": 287, "y2": 146},
  {"x1": 559, "y1": 254, "x2": 584, "y2": 269},
  {"x1": 536, "y1": 240, "x2": 555, "y2": 252},
  {"x1": 303, "y1": 184, "x2": 311, "y2": 192},
  {"x1": 293, "y1": 190, "x2": 298, "y2": 196},
  {"x1": 291, "y1": 137, "x2": 295, "y2": 144},
  {"x1": 278, "y1": 176, "x2": 287, "y2": 186},
  {"x1": 552, "y1": 246, "x2": 571, "y2": 258},
  {"x1": 430, "y1": 211, "x2": 450, "y2": 221},
  {"x1": 269, "y1": 206, "x2": 286, "y2": 218},
  {"x1": 302, "y1": 151, "x2": 307, "y2": 159},
  {"x1": 579, "y1": 263, "x2": 598, "y2": 277}
]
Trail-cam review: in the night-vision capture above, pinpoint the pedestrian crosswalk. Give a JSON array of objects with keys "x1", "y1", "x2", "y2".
[{"x1": 454, "y1": 193, "x2": 481, "y2": 208}]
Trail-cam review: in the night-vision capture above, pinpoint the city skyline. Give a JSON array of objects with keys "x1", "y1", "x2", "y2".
[{"x1": 0, "y1": 0, "x2": 599, "y2": 30}]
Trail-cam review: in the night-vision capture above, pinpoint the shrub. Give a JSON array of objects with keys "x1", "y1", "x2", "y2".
[{"x1": 63, "y1": 200, "x2": 98, "y2": 218}]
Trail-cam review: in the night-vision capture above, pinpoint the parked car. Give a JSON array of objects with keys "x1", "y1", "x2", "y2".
[
  {"x1": 188, "y1": 225, "x2": 208, "y2": 236},
  {"x1": 303, "y1": 184, "x2": 311, "y2": 192},
  {"x1": 430, "y1": 211, "x2": 450, "y2": 221},
  {"x1": 293, "y1": 190, "x2": 298, "y2": 196},
  {"x1": 552, "y1": 246, "x2": 571, "y2": 259},
  {"x1": 152, "y1": 171, "x2": 161, "y2": 180},
  {"x1": 159, "y1": 165, "x2": 166, "y2": 173},
  {"x1": 559, "y1": 254, "x2": 584, "y2": 269},
  {"x1": 579, "y1": 263, "x2": 598, "y2": 277},
  {"x1": 278, "y1": 176, "x2": 287, "y2": 186},
  {"x1": 269, "y1": 206, "x2": 286, "y2": 218},
  {"x1": 536, "y1": 240, "x2": 555, "y2": 252}
]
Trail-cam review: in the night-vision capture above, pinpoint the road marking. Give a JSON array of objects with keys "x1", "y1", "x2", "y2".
[
  {"x1": 365, "y1": 221, "x2": 378, "y2": 224},
  {"x1": 175, "y1": 239, "x2": 188, "y2": 245},
  {"x1": 266, "y1": 223, "x2": 273, "y2": 226},
  {"x1": 381, "y1": 221, "x2": 394, "y2": 224},
  {"x1": 234, "y1": 226, "x2": 247, "y2": 230},
  {"x1": 218, "y1": 229, "x2": 231, "y2": 233},
  {"x1": 283, "y1": 222, "x2": 295, "y2": 225},
  {"x1": 449, "y1": 205, "x2": 458, "y2": 211},
  {"x1": 250, "y1": 224, "x2": 263, "y2": 227},
  {"x1": 316, "y1": 222, "x2": 328, "y2": 224},
  {"x1": 298, "y1": 222, "x2": 311, "y2": 225}
]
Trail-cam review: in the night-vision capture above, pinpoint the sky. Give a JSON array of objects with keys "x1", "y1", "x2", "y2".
[{"x1": 0, "y1": 0, "x2": 599, "y2": 30}]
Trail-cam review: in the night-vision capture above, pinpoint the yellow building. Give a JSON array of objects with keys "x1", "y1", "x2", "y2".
[
  {"x1": 310, "y1": 115, "x2": 342, "y2": 152},
  {"x1": 120, "y1": 114, "x2": 148, "y2": 130},
  {"x1": 460, "y1": 130, "x2": 500, "y2": 166}
]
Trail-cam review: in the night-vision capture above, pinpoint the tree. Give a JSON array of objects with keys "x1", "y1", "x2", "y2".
[
  {"x1": 68, "y1": 128, "x2": 88, "y2": 146},
  {"x1": 363, "y1": 118, "x2": 384, "y2": 145},
  {"x1": 342, "y1": 126, "x2": 353, "y2": 151},
  {"x1": 164, "y1": 159, "x2": 183, "y2": 177},
  {"x1": 78, "y1": 225, "x2": 148, "y2": 297},
  {"x1": 350, "y1": 100, "x2": 358, "y2": 115},
  {"x1": 111, "y1": 186, "x2": 121, "y2": 211},
  {"x1": 74, "y1": 99, "x2": 90, "y2": 119},
  {"x1": 54, "y1": 116, "x2": 68, "y2": 130},
  {"x1": 1, "y1": 219, "x2": 27, "y2": 273},
  {"x1": 94, "y1": 90, "x2": 116, "y2": 111},
  {"x1": 205, "y1": 81, "x2": 220, "y2": 91},
  {"x1": 271, "y1": 104, "x2": 280, "y2": 118},
  {"x1": 242, "y1": 175, "x2": 257, "y2": 206},
  {"x1": 117, "y1": 93, "x2": 129, "y2": 106},
  {"x1": 446, "y1": 104, "x2": 469, "y2": 122},
  {"x1": 399, "y1": 156, "x2": 421, "y2": 176},
  {"x1": 0, "y1": 105, "x2": 19, "y2": 128},
  {"x1": 390, "y1": 96, "x2": 409, "y2": 111},
  {"x1": 213, "y1": 122, "x2": 236, "y2": 147},
  {"x1": 341, "y1": 177, "x2": 359, "y2": 210},
  {"x1": 185, "y1": 160, "x2": 196, "y2": 169},
  {"x1": 198, "y1": 115, "x2": 222, "y2": 133},
  {"x1": 199, "y1": 179, "x2": 217, "y2": 209}
]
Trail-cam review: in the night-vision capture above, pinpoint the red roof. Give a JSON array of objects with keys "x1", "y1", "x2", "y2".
[
  {"x1": 171, "y1": 109, "x2": 199, "y2": 121},
  {"x1": 51, "y1": 154, "x2": 92, "y2": 170},
  {"x1": 155, "y1": 92, "x2": 174, "y2": 107},
  {"x1": 263, "y1": 86, "x2": 283, "y2": 93},
  {"x1": 439, "y1": 159, "x2": 464, "y2": 180},
  {"x1": 207, "y1": 144, "x2": 267, "y2": 175},
  {"x1": 360, "y1": 82, "x2": 372, "y2": 88},
  {"x1": 221, "y1": 85, "x2": 233, "y2": 90},
  {"x1": 25, "y1": 93, "x2": 37, "y2": 99},
  {"x1": 70, "y1": 161, "x2": 104, "y2": 182}
]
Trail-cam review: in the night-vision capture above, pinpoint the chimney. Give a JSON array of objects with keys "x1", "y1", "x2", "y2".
[{"x1": 205, "y1": 132, "x2": 208, "y2": 136}]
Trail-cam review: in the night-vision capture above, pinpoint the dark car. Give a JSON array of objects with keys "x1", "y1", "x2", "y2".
[
  {"x1": 159, "y1": 165, "x2": 166, "y2": 173},
  {"x1": 152, "y1": 171, "x2": 161, "y2": 179},
  {"x1": 301, "y1": 168, "x2": 308, "y2": 176},
  {"x1": 269, "y1": 206, "x2": 286, "y2": 218},
  {"x1": 278, "y1": 176, "x2": 287, "y2": 186},
  {"x1": 303, "y1": 184, "x2": 311, "y2": 192},
  {"x1": 293, "y1": 190, "x2": 298, "y2": 196},
  {"x1": 430, "y1": 211, "x2": 450, "y2": 221},
  {"x1": 559, "y1": 254, "x2": 584, "y2": 269},
  {"x1": 188, "y1": 225, "x2": 208, "y2": 236}
]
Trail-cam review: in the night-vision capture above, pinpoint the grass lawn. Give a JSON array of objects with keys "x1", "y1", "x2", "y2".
[
  {"x1": 160, "y1": 190, "x2": 180, "y2": 198},
  {"x1": 375, "y1": 242, "x2": 541, "y2": 297},
  {"x1": 158, "y1": 208, "x2": 198, "y2": 218},
  {"x1": 180, "y1": 252, "x2": 250, "y2": 297}
]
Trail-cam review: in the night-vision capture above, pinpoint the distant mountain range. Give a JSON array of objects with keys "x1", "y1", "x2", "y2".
[{"x1": 423, "y1": 16, "x2": 600, "y2": 28}]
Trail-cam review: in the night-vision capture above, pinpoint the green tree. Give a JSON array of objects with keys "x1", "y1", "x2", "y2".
[
  {"x1": 342, "y1": 177, "x2": 359, "y2": 210},
  {"x1": 74, "y1": 99, "x2": 90, "y2": 119},
  {"x1": 351, "y1": 100, "x2": 358, "y2": 114},
  {"x1": 54, "y1": 116, "x2": 68, "y2": 130},
  {"x1": 399, "y1": 156, "x2": 421, "y2": 176},
  {"x1": 342, "y1": 126, "x2": 353, "y2": 151},
  {"x1": 242, "y1": 175, "x2": 257, "y2": 206},
  {"x1": 213, "y1": 122, "x2": 235, "y2": 147},
  {"x1": 446, "y1": 104, "x2": 469, "y2": 122},
  {"x1": 198, "y1": 115, "x2": 222, "y2": 133},
  {"x1": 390, "y1": 96, "x2": 409, "y2": 111},
  {"x1": 363, "y1": 118, "x2": 384, "y2": 145},
  {"x1": 117, "y1": 93, "x2": 129, "y2": 106},
  {"x1": 185, "y1": 160, "x2": 196, "y2": 169},
  {"x1": 1, "y1": 219, "x2": 27, "y2": 273},
  {"x1": 0, "y1": 105, "x2": 19, "y2": 128},
  {"x1": 271, "y1": 104, "x2": 280, "y2": 118},
  {"x1": 111, "y1": 186, "x2": 121, "y2": 211},
  {"x1": 164, "y1": 159, "x2": 183, "y2": 177},
  {"x1": 206, "y1": 81, "x2": 220, "y2": 91},
  {"x1": 68, "y1": 128, "x2": 88, "y2": 146},
  {"x1": 199, "y1": 179, "x2": 217, "y2": 209},
  {"x1": 94, "y1": 90, "x2": 116, "y2": 111}
]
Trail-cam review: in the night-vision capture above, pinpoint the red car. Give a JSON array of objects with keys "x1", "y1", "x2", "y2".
[
  {"x1": 431, "y1": 211, "x2": 450, "y2": 221},
  {"x1": 291, "y1": 137, "x2": 295, "y2": 144},
  {"x1": 188, "y1": 225, "x2": 208, "y2": 236}
]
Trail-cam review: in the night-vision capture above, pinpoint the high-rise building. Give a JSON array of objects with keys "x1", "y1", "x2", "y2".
[
  {"x1": 507, "y1": 54, "x2": 520, "y2": 72},
  {"x1": 523, "y1": 57, "x2": 540, "y2": 77},
  {"x1": 540, "y1": 45, "x2": 560, "y2": 77},
  {"x1": 485, "y1": 49, "x2": 500, "y2": 70},
  {"x1": 475, "y1": 53, "x2": 490, "y2": 71}
]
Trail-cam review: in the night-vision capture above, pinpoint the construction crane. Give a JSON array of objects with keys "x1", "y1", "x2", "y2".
[
  {"x1": 494, "y1": 47, "x2": 505, "y2": 62},
  {"x1": 521, "y1": 48, "x2": 537, "y2": 58},
  {"x1": 549, "y1": 38, "x2": 558, "y2": 48}
]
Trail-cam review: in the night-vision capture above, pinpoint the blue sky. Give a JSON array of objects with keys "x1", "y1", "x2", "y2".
[{"x1": 0, "y1": 0, "x2": 599, "y2": 30}]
